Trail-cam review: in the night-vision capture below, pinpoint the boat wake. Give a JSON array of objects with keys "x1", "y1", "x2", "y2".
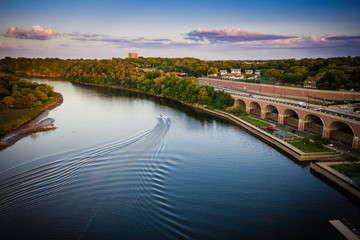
[{"x1": 0, "y1": 117, "x2": 172, "y2": 227}]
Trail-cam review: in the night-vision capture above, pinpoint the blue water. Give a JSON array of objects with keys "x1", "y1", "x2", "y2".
[{"x1": 0, "y1": 79, "x2": 359, "y2": 239}]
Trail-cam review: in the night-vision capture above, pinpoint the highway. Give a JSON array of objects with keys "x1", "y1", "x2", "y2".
[{"x1": 199, "y1": 81, "x2": 360, "y2": 122}]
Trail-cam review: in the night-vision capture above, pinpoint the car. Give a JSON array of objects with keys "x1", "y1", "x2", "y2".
[{"x1": 340, "y1": 106, "x2": 347, "y2": 109}]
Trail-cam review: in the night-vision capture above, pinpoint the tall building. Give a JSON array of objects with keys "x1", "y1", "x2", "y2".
[{"x1": 127, "y1": 52, "x2": 138, "y2": 58}]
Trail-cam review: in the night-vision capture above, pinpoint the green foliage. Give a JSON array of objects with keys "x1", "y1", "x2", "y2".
[
  {"x1": 301, "y1": 134, "x2": 311, "y2": 145},
  {"x1": 289, "y1": 139, "x2": 334, "y2": 153},
  {"x1": 312, "y1": 134, "x2": 331, "y2": 145},
  {"x1": 332, "y1": 163, "x2": 360, "y2": 178},
  {"x1": 317, "y1": 69, "x2": 349, "y2": 90},
  {"x1": 346, "y1": 155, "x2": 359, "y2": 162},
  {"x1": 314, "y1": 140, "x2": 323, "y2": 148},
  {"x1": 231, "y1": 109, "x2": 249, "y2": 117},
  {"x1": 0, "y1": 73, "x2": 57, "y2": 109},
  {"x1": 1, "y1": 56, "x2": 360, "y2": 90},
  {"x1": 312, "y1": 134, "x2": 322, "y2": 141},
  {"x1": 240, "y1": 116, "x2": 270, "y2": 127}
]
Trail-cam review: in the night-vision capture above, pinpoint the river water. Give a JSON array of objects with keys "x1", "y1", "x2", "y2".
[{"x1": 0, "y1": 78, "x2": 359, "y2": 240}]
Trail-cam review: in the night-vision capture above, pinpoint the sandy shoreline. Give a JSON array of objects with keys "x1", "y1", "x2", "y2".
[{"x1": 0, "y1": 92, "x2": 63, "y2": 150}]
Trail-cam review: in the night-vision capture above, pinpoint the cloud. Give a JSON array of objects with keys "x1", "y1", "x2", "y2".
[
  {"x1": 0, "y1": 41, "x2": 18, "y2": 49},
  {"x1": 325, "y1": 35, "x2": 360, "y2": 41},
  {"x1": 186, "y1": 28, "x2": 298, "y2": 43},
  {"x1": 260, "y1": 35, "x2": 360, "y2": 49},
  {"x1": 184, "y1": 28, "x2": 360, "y2": 50},
  {"x1": 66, "y1": 32, "x2": 199, "y2": 48},
  {"x1": 4, "y1": 25, "x2": 60, "y2": 40}
]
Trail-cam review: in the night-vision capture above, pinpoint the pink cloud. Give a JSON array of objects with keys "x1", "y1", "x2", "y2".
[
  {"x1": 185, "y1": 28, "x2": 360, "y2": 49},
  {"x1": 186, "y1": 28, "x2": 297, "y2": 43},
  {"x1": 3, "y1": 25, "x2": 60, "y2": 40}
]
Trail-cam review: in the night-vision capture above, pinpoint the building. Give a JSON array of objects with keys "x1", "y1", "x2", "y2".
[
  {"x1": 255, "y1": 69, "x2": 262, "y2": 75},
  {"x1": 127, "y1": 52, "x2": 138, "y2": 58},
  {"x1": 219, "y1": 70, "x2": 228, "y2": 75},
  {"x1": 231, "y1": 69, "x2": 241, "y2": 74},
  {"x1": 222, "y1": 73, "x2": 244, "y2": 80},
  {"x1": 303, "y1": 77, "x2": 320, "y2": 88},
  {"x1": 166, "y1": 72, "x2": 188, "y2": 77},
  {"x1": 143, "y1": 68, "x2": 156, "y2": 73},
  {"x1": 245, "y1": 69, "x2": 253, "y2": 75}
]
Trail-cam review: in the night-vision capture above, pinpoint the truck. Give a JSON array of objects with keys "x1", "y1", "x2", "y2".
[{"x1": 299, "y1": 102, "x2": 306, "y2": 108}]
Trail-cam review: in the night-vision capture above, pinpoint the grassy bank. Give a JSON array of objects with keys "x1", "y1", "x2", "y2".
[
  {"x1": 288, "y1": 139, "x2": 335, "y2": 153},
  {"x1": 0, "y1": 107, "x2": 43, "y2": 136},
  {"x1": 223, "y1": 109, "x2": 335, "y2": 154},
  {"x1": 0, "y1": 97, "x2": 60, "y2": 137},
  {"x1": 331, "y1": 163, "x2": 360, "y2": 178}
]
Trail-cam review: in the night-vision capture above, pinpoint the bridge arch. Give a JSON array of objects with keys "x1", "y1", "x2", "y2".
[
  {"x1": 326, "y1": 121, "x2": 354, "y2": 145},
  {"x1": 282, "y1": 109, "x2": 299, "y2": 128},
  {"x1": 264, "y1": 104, "x2": 279, "y2": 122},
  {"x1": 249, "y1": 102, "x2": 261, "y2": 117},
  {"x1": 235, "y1": 99, "x2": 246, "y2": 112},
  {"x1": 302, "y1": 114, "x2": 324, "y2": 135}
]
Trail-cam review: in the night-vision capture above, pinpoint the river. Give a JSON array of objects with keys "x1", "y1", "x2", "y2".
[{"x1": 0, "y1": 78, "x2": 359, "y2": 239}]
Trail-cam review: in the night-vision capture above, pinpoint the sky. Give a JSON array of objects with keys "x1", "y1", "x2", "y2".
[{"x1": 1, "y1": 0, "x2": 360, "y2": 60}]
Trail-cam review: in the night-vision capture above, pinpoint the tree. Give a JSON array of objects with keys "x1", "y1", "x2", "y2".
[
  {"x1": 261, "y1": 68, "x2": 281, "y2": 80},
  {"x1": 2, "y1": 96, "x2": 16, "y2": 108},
  {"x1": 318, "y1": 69, "x2": 348, "y2": 90},
  {"x1": 208, "y1": 67, "x2": 218, "y2": 76},
  {"x1": 198, "y1": 87, "x2": 208, "y2": 105}
]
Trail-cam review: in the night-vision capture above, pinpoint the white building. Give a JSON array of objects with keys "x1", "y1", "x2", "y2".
[
  {"x1": 228, "y1": 74, "x2": 244, "y2": 80},
  {"x1": 245, "y1": 70, "x2": 253, "y2": 75},
  {"x1": 255, "y1": 69, "x2": 262, "y2": 75},
  {"x1": 231, "y1": 69, "x2": 241, "y2": 74},
  {"x1": 220, "y1": 70, "x2": 228, "y2": 75}
]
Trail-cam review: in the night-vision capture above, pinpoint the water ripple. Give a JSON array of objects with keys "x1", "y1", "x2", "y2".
[{"x1": 0, "y1": 116, "x2": 189, "y2": 239}]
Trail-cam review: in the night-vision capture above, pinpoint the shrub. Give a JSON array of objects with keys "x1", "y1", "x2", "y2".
[
  {"x1": 314, "y1": 140, "x2": 323, "y2": 148},
  {"x1": 313, "y1": 134, "x2": 322, "y2": 141},
  {"x1": 321, "y1": 137, "x2": 331, "y2": 145},
  {"x1": 346, "y1": 155, "x2": 358, "y2": 162},
  {"x1": 302, "y1": 134, "x2": 311, "y2": 145}
]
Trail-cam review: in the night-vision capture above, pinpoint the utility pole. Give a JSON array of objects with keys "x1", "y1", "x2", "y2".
[{"x1": 307, "y1": 98, "x2": 309, "y2": 109}]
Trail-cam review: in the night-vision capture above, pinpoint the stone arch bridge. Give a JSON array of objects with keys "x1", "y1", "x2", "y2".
[{"x1": 233, "y1": 96, "x2": 360, "y2": 149}]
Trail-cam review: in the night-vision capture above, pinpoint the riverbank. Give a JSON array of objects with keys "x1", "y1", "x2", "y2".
[
  {"x1": 0, "y1": 92, "x2": 63, "y2": 150},
  {"x1": 77, "y1": 82, "x2": 342, "y2": 161},
  {"x1": 310, "y1": 162, "x2": 360, "y2": 199}
]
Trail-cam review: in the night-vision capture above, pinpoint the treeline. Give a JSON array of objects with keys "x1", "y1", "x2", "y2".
[
  {"x1": 68, "y1": 62, "x2": 234, "y2": 109},
  {"x1": 0, "y1": 56, "x2": 359, "y2": 90},
  {"x1": 0, "y1": 73, "x2": 58, "y2": 109}
]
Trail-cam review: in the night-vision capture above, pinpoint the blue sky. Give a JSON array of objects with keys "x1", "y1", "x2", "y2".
[{"x1": 1, "y1": 0, "x2": 360, "y2": 60}]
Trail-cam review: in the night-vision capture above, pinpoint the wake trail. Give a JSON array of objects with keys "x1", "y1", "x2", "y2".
[{"x1": 0, "y1": 117, "x2": 171, "y2": 224}]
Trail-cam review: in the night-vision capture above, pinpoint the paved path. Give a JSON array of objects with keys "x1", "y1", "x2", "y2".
[{"x1": 329, "y1": 220, "x2": 360, "y2": 240}]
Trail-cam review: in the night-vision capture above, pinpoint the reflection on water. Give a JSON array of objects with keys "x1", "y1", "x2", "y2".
[{"x1": 0, "y1": 79, "x2": 359, "y2": 240}]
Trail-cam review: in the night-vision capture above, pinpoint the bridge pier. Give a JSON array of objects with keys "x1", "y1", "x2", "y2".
[
  {"x1": 278, "y1": 114, "x2": 284, "y2": 124},
  {"x1": 261, "y1": 110, "x2": 266, "y2": 119},
  {"x1": 298, "y1": 119, "x2": 304, "y2": 131},
  {"x1": 322, "y1": 127, "x2": 329, "y2": 138},
  {"x1": 353, "y1": 136, "x2": 359, "y2": 149}
]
